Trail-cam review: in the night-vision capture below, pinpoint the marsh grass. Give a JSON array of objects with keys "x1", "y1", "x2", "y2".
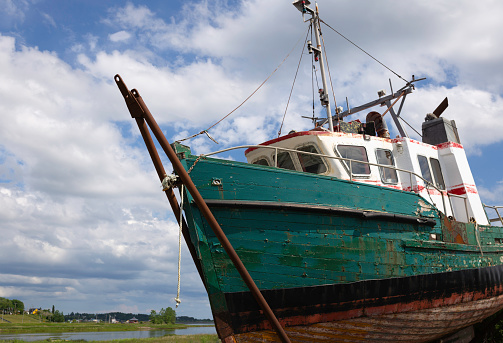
[
  {"x1": 0, "y1": 320, "x2": 192, "y2": 334},
  {"x1": 1, "y1": 333, "x2": 219, "y2": 343}
]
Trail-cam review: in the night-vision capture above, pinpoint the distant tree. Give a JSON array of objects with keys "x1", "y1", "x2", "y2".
[
  {"x1": 163, "y1": 307, "x2": 176, "y2": 324},
  {"x1": 149, "y1": 310, "x2": 158, "y2": 323},
  {"x1": 176, "y1": 316, "x2": 214, "y2": 324},
  {"x1": 0, "y1": 297, "x2": 13, "y2": 312},
  {"x1": 11, "y1": 299, "x2": 24, "y2": 313},
  {"x1": 52, "y1": 305, "x2": 55, "y2": 314},
  {"x1": 53, "y1": 310, "x2": 64, "y2": 322}
]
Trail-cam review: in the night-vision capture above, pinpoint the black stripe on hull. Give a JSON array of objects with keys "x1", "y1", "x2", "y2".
[{"x1": 218, "y1": 264, "x2": 503, "y2": 335}]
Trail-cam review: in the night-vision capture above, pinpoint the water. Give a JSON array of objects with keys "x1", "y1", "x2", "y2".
[{"x1": 0, "y1": 325, "x2": 216, "y2": 342}]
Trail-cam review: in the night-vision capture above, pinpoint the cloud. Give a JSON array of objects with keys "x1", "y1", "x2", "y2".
[
  {"x1": 95, "y1": 0, "x2": 503, "y2": 155},
  {"x1": 109, "y1": 30, "x2": 131, "y2": 43},
  {"x1": 478, "y1": 179, "x2": 503, "y2": 208},
  {"x1": 0, "y1": 0, "x2": 502, "y2": 319},
  {"x1": 0, "y1": 0, "x2": 29, "y2": 29},
  {"x1": 0, "y1": 32, "x2": 208, "y2": 316},
  {"x1": 41, "y1": 12, "x2": 56, "y2": 28}
]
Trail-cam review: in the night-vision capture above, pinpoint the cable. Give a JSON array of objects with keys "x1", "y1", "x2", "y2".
[
  {"x1": 278, "y1": 26, "x2": 311, "y2": 137},
  {"x1": 177, "y1": 26, "x2": 308, "y2": 144},
  {"x1": 319, "y1": 18, "x2": 408, "y2": 84},
  {"x1": 320, "y1": 28, "x2": 339, "y2": 125}
]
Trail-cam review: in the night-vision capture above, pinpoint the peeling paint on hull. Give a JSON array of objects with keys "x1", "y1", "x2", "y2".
[
  {"x1": 231, "y1": 295, "x2": 503, "y2": 342},
  {"x1": 173, "y1": 148, "x2": 503, "y2": 342},
  {"x1": 219, "y1": 265, "x2": 503, "y2": 341}
]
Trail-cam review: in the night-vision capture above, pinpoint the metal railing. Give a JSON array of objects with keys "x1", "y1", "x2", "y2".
[
  {"x1": 484, "y1": 204, "x2": 503, "y2": 225},
  {"x1": 201, "y1": 144, "x2": 470, "y2": 220}
]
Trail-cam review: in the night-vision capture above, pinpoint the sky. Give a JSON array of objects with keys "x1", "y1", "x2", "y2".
[{"x1": 0, "y1": 0, "x2": 502, "y2": 319}]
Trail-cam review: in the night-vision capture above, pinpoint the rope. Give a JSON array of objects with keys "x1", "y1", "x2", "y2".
[
  {"x1": 278, "y1": 26, "x2": 311, "y2": 137},
  {"x1": 161, "y1": 174, "x2": 179, "y2": 191},
  {"x1": 319, "y1": 18, "x2": 408, "y2": 84},
  {"x1": 187, "y1": 155, "x2": 203, "y2": 174},
  {"x1": 474, "y1": 220, "x2": 484, "y2": 257},
  {"x1": 174, "y1": 185, "x2": 184, "y2": 308},
  {"x1": 177, "y1": 29, "x2": 307, "y2": 144}
]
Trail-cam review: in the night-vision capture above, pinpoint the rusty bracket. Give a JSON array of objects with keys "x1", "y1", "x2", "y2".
[
  {"x1": 115, "y1": 75, "x2": 145, "y2": 119},
  {"x1": 115, "y1": 74, "x2": 291, "y2": 343},
  {"x1": 115, "y1": 74, "x2": 206, "y2": 287}
]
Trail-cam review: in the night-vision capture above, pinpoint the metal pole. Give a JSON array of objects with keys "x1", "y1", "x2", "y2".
[
  {"x1": 312, "y1": 11, "x2": 333, "y2": 132},
  {"x1": 115, "y1": 75, "x2": 290, "y2": 343},
  {"x1": 464, "y1": 197, "x2": 469, "y2": 222},
  {"x1": 497, "y1": 208, "x2": 503, "y2": 225},
  {"x1": 133, "y1": 115, "x2": 206, "y2": 289}
]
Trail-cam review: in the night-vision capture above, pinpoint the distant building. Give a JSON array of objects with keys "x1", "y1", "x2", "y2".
[
  {"x1": 127, "y1": 317, "x2": 139, "y2": 323},
  {"x1": 28, "y1": 308, "x2": 40, "y2": 315}
]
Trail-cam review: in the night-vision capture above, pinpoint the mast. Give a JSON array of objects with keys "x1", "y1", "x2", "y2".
[{"x1": 293, "y1": 1, "x2": 334, "y2": 131}]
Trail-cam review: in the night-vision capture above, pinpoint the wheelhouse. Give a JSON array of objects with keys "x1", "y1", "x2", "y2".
[{"x1": 244, "y1": 128, "x2": 488, "y2": 225}]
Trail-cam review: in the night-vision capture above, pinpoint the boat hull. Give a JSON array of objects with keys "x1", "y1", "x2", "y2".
[
  {"x1": 173, "y1": 146, "x2": 503, "y2": 342},
  {"x1": 221, "y1": 265, "x2": 503, "y2": 342},
  {"x1": 229, "y1": 295, "x2": 501, "y2": 342}
]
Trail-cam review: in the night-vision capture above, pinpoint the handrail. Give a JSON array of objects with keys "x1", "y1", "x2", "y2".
[
  {"x1": 484, "y1": 204, "x2": 503, "y2": 225},
  {"x1": 201, "y1": 144, "x2": 469, "y2": 219}
]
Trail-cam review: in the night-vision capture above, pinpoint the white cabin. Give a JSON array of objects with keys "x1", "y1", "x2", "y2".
[{"x1": 245, "y1": 127, "x2": 488, "y2": 225}]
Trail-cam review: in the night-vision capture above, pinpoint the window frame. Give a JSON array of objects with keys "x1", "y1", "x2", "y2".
[
  {"x1": 417, "y1": 155, "x2": 434, "y2": 186},
  {"x1": 335, "y1": 145, "x2": 371, "y2": 178},
  {"x1": 375, "y1": 148, "x2": 398, "y2": 184},
  {"x1": 273, "y1": 151, "x2": 297, "y2": 171},
  {"x1": 295, "y1": 143, "x2": 328, "y2": 175},
  {"x1": 252, "y1": 156, "x2": 271, "y2": 167},
  {"x1": 429, "y1": 157, "x2": 446, "y2": 190}
]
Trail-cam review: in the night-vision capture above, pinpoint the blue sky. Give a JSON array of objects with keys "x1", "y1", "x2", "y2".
[{"x1": 0, "y1": 0, "x2": 502, "y2": 319}]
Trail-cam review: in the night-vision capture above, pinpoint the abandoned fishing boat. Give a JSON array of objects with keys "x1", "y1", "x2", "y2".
[{"x1": 116, "y1": 1, "x2": 503, "y2": 342}]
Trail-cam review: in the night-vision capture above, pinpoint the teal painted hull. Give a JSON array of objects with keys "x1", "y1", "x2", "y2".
[{"x1": 174, "y1": 144, "x2": 503, "y2": 342}]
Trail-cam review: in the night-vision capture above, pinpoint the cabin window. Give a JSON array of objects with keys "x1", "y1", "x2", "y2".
[
  {"x1": 418, "y1": 155, "x2": 446, "y2": 190},
  {"x1": 375, "y1": 149, "x2": 398, "y2": 184},
  {"x1": 274, "y1": 152, "x2": 296, "y2": 171},
  {"x1": 336, "y1": 145, "x2": 371, "y2": 175},
  {"x1": 252, "y1": 158, "x2": 270, "y2": 166},
  {"x1": 417, "y1": 155, "x2": 433, "y2": 184},
  {"x1": 430, "y1": 158, "x2": 445, "y2": 190},
  {"x1": 296, "y1": 145, "x2": 327, "y2": 174}
]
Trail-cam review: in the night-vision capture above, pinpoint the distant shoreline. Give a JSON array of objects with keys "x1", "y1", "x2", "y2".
[{"x1": 0, "y1": 319, "x2": 214, "y2": 335}]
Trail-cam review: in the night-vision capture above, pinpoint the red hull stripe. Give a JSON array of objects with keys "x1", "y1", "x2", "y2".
[
  {"x1": 244, "y1": 131, "x2": 333, "y2": 154},
  {"x1": 217, "y1": 264, "x2": 503, "y2": 335},
  {"x1": 448, "y1": 184, "x2": 479, "y2": 195},
  {"x1": 244, "y1": 132, "x2": 464, "y2": 155}
]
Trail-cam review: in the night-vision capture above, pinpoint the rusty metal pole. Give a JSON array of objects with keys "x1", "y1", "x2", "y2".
[
  {"x1": 133, "y1": 115, "x2": 206, "y2": 288},
  {"x1": 115, "y1": 75, "x2": 290, "y2": 343}
]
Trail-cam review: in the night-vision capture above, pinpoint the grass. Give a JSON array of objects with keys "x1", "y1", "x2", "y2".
[
  {"x1": 0, "y1": 334, "x2": 220, "y2": 343},
  {"x1": 94, "y1": 335, "x2": 219, "y2": 343},
  {"x1": 0, "y1": 314, "x2": 40, "y2": 324},
  {"x1": 0, "y1": 319, "x2": 199, "y2": 334},
  {"x1": 0, "y1": 315, "x2": 219, "y2": 342}
]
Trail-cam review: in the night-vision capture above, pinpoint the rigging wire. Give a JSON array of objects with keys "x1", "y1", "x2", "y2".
[
  {"x1": 278, "y1": 26, "x2": 311, "y2": 137},
  {"x1": 311, "y1": 26, "x2": 316, "y2": 124},
  {"x1": 174, "y1": 185, "x2": 184, "y2": 308},
  {"x1": 177, "y1": 26, "x2": 308, "y2": 144},
  {"x1": 399, "y1": 116, "x2": 422, "y2": 137},
  {"x1": 319, "y1": 26, "x2": 339, "y2": 128},
  {"x1": 311, "y1": 65, "x2": 315, "y2": 122},
  {"x1": 319, "y1": 18, "x2": 408, "y2": 84}
]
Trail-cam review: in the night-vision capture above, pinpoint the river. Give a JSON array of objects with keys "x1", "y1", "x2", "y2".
[{"x1": 0, "y1": 325, "x2": 217, "y2": 341}]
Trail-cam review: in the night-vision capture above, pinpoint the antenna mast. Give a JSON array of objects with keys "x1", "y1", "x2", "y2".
[{"x1": 293, "y1": 0, "x2": 334, "y2": 131}]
